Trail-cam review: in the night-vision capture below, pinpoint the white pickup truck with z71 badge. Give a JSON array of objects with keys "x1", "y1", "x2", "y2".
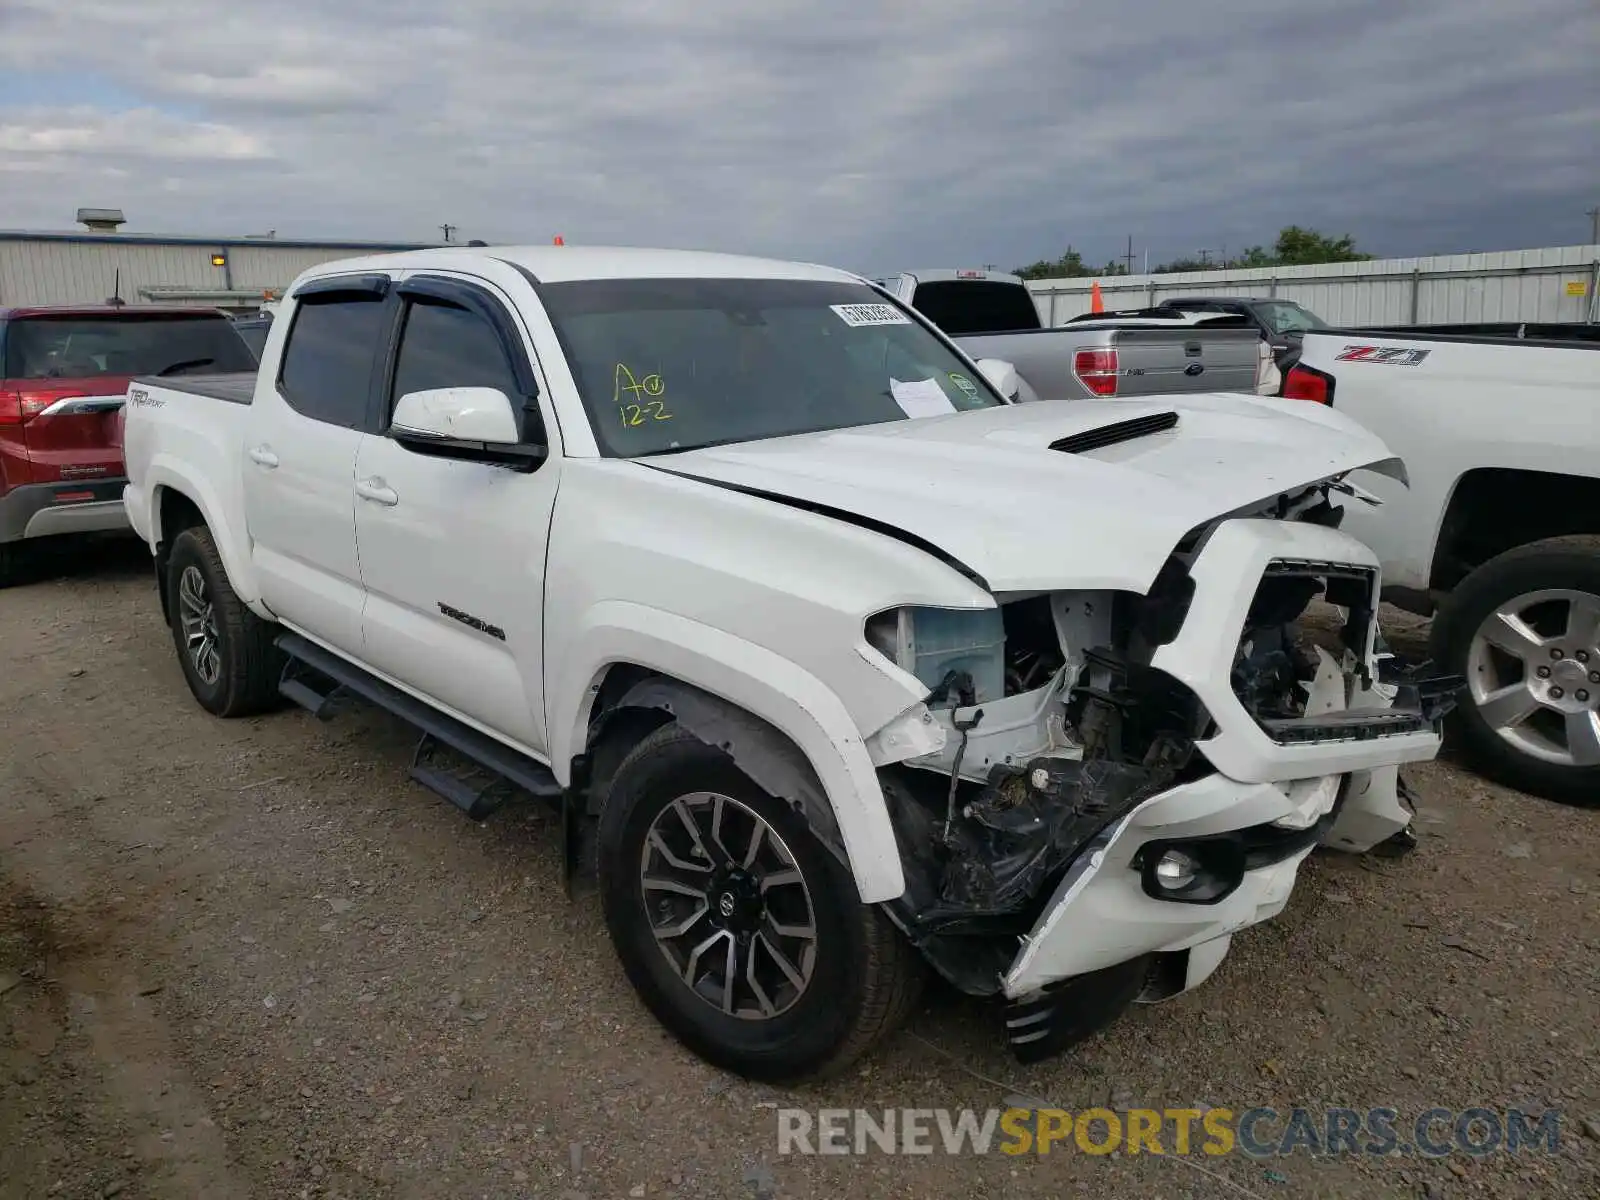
[
  {"x1": 119, "y1": 245, "x2": 1450, "y2": 1080},
  {"x1": 1288, "y1": 322, "x2": 1600, "y2": 807}
]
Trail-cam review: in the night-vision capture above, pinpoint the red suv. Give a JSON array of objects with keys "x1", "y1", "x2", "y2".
[{"x1": 0, "y1": 305, "x2": 255, "y2": 585}]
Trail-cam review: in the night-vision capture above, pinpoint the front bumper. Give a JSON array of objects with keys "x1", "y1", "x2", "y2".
[
  {"x1": 0, "y1": 478, "x2": 129, "y2": 544},
  {"x1": 992, "y1": 517, "x2": 1448, "y2": 1052},
  {"x1": 1002, "y1": 769, "x2": 1334, "y2": 999}
]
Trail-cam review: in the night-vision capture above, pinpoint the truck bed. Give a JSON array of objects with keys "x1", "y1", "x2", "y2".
[
  {"x1": 130, "y1": 372, "x2": 256, "y2": 405},
  {"x1": 1351, "y1": 322, "x2": 1600, "y2": 346}
]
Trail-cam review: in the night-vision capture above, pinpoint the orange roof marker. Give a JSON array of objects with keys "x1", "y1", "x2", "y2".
[
  {"x1": 1090, "y1": 280, "x2": 1104, "y2": 313},
  {"x1": 553, "y1": 235, "x2": 565, "y2": 246}
]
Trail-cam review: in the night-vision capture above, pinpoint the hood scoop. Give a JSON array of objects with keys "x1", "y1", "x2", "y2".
[{"x1": 1050, "y1": 410, "x2": 1178, "y2": 455}]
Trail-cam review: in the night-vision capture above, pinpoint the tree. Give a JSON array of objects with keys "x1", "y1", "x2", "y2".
[
  {"x1": 1012, "y1": 248, "x2": 1089, "y2": 280},
  {"x1": 1145, "y1": 228, "x2": 1372, "y2": 273},
  {"x1": 1271, "y1": 226, "x2": 1372, "y2": 266}
]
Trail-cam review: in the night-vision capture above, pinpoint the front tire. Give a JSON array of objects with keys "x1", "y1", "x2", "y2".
[
  {"x1": 1431, "y1": 535, "x2": 1600, "y2": 807},
  {"x1": 597, "y1": 723, "x2": 921, "y2": 1082},
  {"x1": 165, "y1": 525, "x2": 285, "y2": 717}
]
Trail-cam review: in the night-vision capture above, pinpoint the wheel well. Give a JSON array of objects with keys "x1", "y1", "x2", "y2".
[
  {"x1": 154, "y1": 487, "x2": 207, "y2": 617},
  {"x1": 576, "y1": 665, "x2": 846, "y2": 862},
  {"x1": 1432, "y1": 469, "x2": 1600, "y2": 592}
]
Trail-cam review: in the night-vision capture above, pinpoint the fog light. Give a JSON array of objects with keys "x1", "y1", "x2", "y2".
[
  {"x1": 1135, "y1": 838, "x2": 1246, "y2": 905},
  {"x1": 1153, "y1": 849, "x2": 1200, "y2": 890}
]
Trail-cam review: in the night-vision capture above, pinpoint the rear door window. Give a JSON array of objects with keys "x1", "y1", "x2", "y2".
[{"x1": 277, "y1": 294, "x2": 389, "y2": 429}]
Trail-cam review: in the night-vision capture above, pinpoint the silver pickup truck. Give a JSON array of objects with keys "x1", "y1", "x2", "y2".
[{"x1": 875, "y1": 269, "x2": 1264, "y2": 401}]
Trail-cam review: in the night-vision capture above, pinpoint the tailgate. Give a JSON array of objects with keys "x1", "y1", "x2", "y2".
[
  {"x1": 1, "y1": 378, "x2": 127, "y2": 486},
  {"x1": 1110, "y1": 328, "x2": 1261, "y2": 396}
]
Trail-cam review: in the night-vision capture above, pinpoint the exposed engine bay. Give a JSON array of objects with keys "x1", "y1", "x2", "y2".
[{"x1": 868, "y1": 479, "x2": 1458, "y2": 996}]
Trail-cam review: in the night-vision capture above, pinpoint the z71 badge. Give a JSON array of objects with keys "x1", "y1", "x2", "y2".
[{"x1": 1334, "y1": 345, "x2": 1431, "y2": 366}]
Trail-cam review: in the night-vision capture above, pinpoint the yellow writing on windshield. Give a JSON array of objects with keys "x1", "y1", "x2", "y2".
[{"x1": 614, "y1": 363, "x2": 673, "y2": 427}]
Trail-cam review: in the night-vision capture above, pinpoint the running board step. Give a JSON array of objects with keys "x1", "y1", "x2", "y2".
[
  {"x1": 278, "y1": 658, "x2": 353, "y2": 721},
  {"x1": 274, "y1": 633, "x2": 563, "y2": 819}
]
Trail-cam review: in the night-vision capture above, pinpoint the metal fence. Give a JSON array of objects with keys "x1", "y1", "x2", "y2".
[{"x1": 1027, "y1": 244, "x2": 1600, "y2": 327}]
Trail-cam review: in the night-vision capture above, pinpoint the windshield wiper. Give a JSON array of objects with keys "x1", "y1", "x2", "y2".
[{"x1": 155, "y1": 357, "x2": 216, "y2": 377}]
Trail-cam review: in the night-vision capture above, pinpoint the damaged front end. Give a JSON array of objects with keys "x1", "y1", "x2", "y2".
[
  {"x1": 865, "y1": 479, "x2": 1457, "y2": 1061},
  {"x1": 872, "y1": 586, "x2": 1215, "y2": 999}
]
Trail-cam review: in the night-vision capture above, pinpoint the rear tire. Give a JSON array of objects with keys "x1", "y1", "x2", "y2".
[
  {"x1": 597, "y1": 723, "x2": 922, "y2": 1082},
  {"x1": 0, "y1": 543, "x2": 18, "y2": 589},
  {"x1": 165, "y1": 526, "x2": 285, "y2": 717},
  {"x1": 1431, "y1": 535, "x2": 1600, "y2": 807}
]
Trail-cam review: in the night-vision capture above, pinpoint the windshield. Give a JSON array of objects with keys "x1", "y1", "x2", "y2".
[
  {"x1": 2, "y1": 314, "x2": 256, "y2": 380},
  {"x1": 540, "y1": 277, "x2": 1005, "y2": 457},
  {"x1": 1255, "y1": 301, "x2": 1328, "y2": 335}
]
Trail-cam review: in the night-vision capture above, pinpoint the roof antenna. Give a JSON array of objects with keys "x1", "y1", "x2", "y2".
[{"x1": 105, "y1": 267, "x2": 126, "y2": 307}]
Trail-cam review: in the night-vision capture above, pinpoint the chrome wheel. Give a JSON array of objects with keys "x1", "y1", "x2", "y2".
[
  {"x1": 639, "y1": 791, "x2": 818, "y2": 1020},
  {"x1": 177, "y1": 564, "x2": 222, "y2": 686},
  {"x1": 1467, "y1": 587, "x2": 1600, "y2": 768}
]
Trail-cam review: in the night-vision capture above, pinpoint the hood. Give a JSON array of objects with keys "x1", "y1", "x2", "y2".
[{"x1": 641, "y1": 393, "x2": 1403, "y2": 595}]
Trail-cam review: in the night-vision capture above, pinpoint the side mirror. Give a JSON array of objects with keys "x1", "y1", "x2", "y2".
[
  {"x1": 390, "y1": 387, "x2": 546, "y2": 470},
  {"x1": 974, "y1": 358, "x2": 1021, "y2": 400}
]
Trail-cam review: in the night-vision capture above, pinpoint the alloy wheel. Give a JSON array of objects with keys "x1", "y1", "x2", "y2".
[
  {"x1": 177, "y1": 564, "x2": 222, "y2": 686},
  {"x1": 638, "y1": 791, "x2": 818, "y2": 1020},
  {"x1": 1467, "y1": 587, "x2": 1600, "y2": 768}
]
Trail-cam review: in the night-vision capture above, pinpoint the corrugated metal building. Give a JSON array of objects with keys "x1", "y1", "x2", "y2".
[
  {"x1": 1027, "y1": 243, "x2": 1600, "y2": 327},
  {"x1": 0, "y1": 225, "x2": 439, "y2": 312}
]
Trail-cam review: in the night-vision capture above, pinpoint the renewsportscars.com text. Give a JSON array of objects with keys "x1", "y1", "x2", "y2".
[{"x1": 776, "y1": 1106, "x2": 1564, "y2": 1158}]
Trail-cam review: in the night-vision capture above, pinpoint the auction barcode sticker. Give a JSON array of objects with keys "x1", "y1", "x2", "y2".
[{"x1": 830, "y1": 303, "x2": 911, "y2": 327}]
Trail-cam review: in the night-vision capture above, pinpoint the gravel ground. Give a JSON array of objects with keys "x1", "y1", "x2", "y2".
[{"x1": 2, "y1": 541, "x2": 1597, "y2": 1200}]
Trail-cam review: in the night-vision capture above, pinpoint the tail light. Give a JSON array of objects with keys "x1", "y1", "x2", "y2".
[
  {"x1": 1074, "y1": 349, "x2": 1119, "y2": 397},
  {"x1": 1283, "y1": 364, "x2": 1334, "y2": 404},
  {"x1": 0, "y1": 386, "x2": 87, "y2": 426},
  {"x1": 112, "y1": 403, "x2": 128, "y2": 451},
  {"x1": 0, "y1": 390, "x2": 53, "y2": 426}
]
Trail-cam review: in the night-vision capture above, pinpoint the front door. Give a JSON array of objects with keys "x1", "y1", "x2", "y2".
[{"x1": 353, "y1": 276, "x2": 557, "y2": 756}]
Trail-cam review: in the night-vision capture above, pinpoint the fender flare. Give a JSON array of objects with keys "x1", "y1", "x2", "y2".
[
  {"x1": 145, "y1": 457, "x2": 262, "y2": 605},
  {"x1": 550, "y1": 600, "x2": 906, "y2": 903},
  {"x1": 609, "y1": 676, "x2": 844, "y2": 853}
]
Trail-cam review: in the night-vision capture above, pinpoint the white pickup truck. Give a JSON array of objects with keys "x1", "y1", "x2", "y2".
[
  {"x1": 1289, "y1": 325, "x2": 1600, "y2": 806},
  {"x1": 120, "y1": 245, "x2": 1446, "y2": 1080}
]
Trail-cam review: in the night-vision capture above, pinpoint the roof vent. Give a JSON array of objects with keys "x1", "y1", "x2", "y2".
[{"x1": 76, "y1": 207, "x2": 127, "y2": 232}]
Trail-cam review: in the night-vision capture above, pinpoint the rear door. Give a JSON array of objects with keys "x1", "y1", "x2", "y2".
[
  {"x1": 241, "y1": 279, "x2": 389, "y2": 652},
  {"x1": 0, "y1": 312, "x2": 255, "y2": 487}
]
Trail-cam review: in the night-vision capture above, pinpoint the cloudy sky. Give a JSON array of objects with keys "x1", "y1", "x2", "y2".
[{"x1": 1, "y1": 0, "x2": 1595, "y2": 273}]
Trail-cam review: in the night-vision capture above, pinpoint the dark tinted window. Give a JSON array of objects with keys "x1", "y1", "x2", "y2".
[
  {"x1": 909, "y1": 281, "x2": 1043, "y2": 335},
  {"x1": 233, "y1": 317, "x2": 272, "y2": 361},
  {"x1": 1254, "y1": 301, "x2": 1328, "y2": 334},
  {"x1": 390, "y1": 297, "x2": 518, "y2": 412},
  {"x1": 2, "y1": 314, "x2": 256, "y2": 380},
  {"x1": 277, "y1": 294, "x2": 387, "y2": 429},
  {"x1": 540, "y1": 277, "x2": 1004, "y2": 458}
]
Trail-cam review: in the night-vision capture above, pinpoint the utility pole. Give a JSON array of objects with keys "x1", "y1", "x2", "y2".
[
  {"x1": 1197, "y1": 249, "x2": 1213, "y2": 267},
  {"x1": 1588, "y1": 207, "x2": 1600, "y2": 246},
  {"x1": 1122, "y1": 235, "x2": 1136, "y2": 275},
  {"x1": 440, "y1": 223, "x2": 457, "y2": 243}
]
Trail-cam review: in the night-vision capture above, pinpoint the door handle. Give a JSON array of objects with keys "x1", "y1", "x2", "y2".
[
  {"x1": 248, "y1": 446, "x2": 279, "y2": 469},
  {"x1": 355, "y1": 477, "x2": 399, "y2": 507}
]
